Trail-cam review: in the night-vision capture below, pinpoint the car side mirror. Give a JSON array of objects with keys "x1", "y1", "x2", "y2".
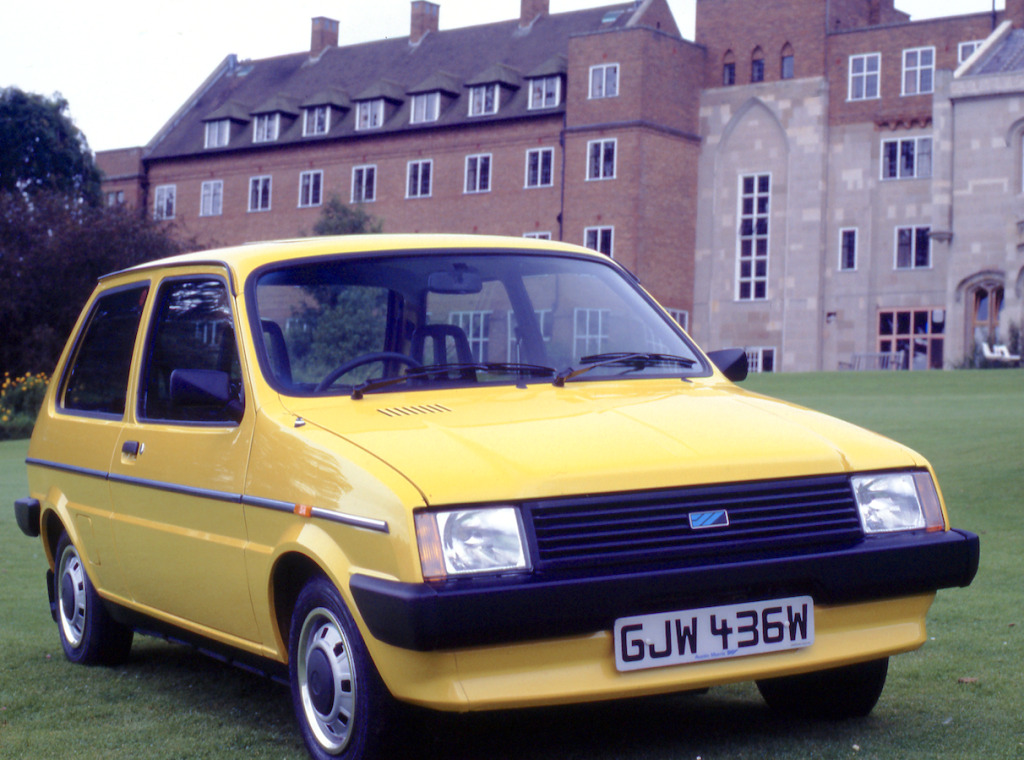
[
  {"x1": 706, "y1": 348, "x2": 748, "y2": 382},
  {"x1": 170, "y1": 368, "x2": 232, "y2": 406}
]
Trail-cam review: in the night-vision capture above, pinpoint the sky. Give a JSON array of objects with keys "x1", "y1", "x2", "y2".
[{"x1": 0, "y1": 0, "x2": 1005, "y2": 153}]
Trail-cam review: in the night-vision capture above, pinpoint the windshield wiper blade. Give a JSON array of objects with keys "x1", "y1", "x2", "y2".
[
  {"x1": 554, "y1": 352, "x2": 696, "y2": 387},
  {"x1": 351, "y1": 362, "x2": 557, "y2": 399}
]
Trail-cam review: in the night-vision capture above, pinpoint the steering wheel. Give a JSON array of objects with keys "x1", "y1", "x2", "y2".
[{"x1": 315, "y1": 352, "x2": 422, "y2": 392}]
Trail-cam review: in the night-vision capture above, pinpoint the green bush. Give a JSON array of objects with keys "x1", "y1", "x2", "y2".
[{"x1": 0, "y1": 371, "x2": 48, "y2": 439}]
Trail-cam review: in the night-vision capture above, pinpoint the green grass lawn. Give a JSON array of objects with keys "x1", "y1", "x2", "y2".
[{"x1": 1, "y1": 370, "x2": 1021, "y2": 759}]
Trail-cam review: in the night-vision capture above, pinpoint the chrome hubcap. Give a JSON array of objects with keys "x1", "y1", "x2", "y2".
[
  {"x1": 57, "y1": 545, "x2": 87, "y2": 648},
  {"x1": 298, "y1": 607, "x2": 357, "y2": 754}
]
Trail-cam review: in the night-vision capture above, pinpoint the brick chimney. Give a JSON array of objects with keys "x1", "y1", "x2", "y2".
[
  {"x1": 1007, "y1": 0, "x2": 1024, "y2": 28},
  {"x1": 311, "y1": 17, "x2": 339, "y2": 56},
  {"x1": 411, "y1": 1, "x2": 440, "y2": 44},
  {"x1": 520, "y1": 0, "x2": 549, "y2": 28}
]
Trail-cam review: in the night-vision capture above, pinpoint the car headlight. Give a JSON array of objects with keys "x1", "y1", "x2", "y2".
[
  {"x1": 416, "y1": 507, "x2": 530, "y2": 580},
  {"x1": 851, "y1": 471, "x2": 946, "y2": 534}
]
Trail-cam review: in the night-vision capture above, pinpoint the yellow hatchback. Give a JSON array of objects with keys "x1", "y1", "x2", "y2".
[{"x1": 15, "y1": 234, "x2": 978, "y2": 760}]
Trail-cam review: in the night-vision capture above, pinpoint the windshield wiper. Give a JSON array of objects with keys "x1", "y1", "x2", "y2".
[
  {"x1": 351, "y1": 362, "x2": 557, "y2": 399},
  {"x1": 553, "y1": 352, "x2": 697, "y2": 387}
]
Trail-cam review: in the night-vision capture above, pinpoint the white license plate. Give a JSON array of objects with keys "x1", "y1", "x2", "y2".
[{"x1": 614, "y1": 596, "x2": 814, "y2": 672}]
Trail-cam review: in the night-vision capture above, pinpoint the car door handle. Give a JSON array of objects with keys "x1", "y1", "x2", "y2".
[{"x1": 122, "y1": 440, "x2": 145, "y2": 457}]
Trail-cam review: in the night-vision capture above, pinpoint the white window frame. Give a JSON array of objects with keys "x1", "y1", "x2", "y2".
[
  {"x1": 587, "y1": 138, "x2": 616, "y2": 181},
  {"x1": 356, "y1": 100, "x2": 385, "y2": 130},
  {"x1": 589, "y1": 63, "x2": 619, "y2": 99},
  {"x1": 253, "y1": 113, "x2": 280, "y2": 143},
  {"x1": 298, "y1": 170, "x2": 323, "y2": 208},
  {"x1": 464, "y1": 154, "x2": 492, "y2": 194},
  {"x1": 848, "y1": 53, "x2": 880, "y2": 101},
  {"x1": 199, "y1": 180, "x2": 223, "y2": 217},
  {"x1": 525, "y1": 147, "x2": 554, "y2": 188},
  {"x1": 528, "y1": 76, "x2": 561, "y2": 109},
  {"x1": 667, "y1": 309, "x2": 690, "y2": 331},
  {"x1": 407, "y1": 159, "x2": 433, "y2": 199},
  {"x1": 410, "y1": 92, "x2": 440, "y2": 124},
  {"x1": 523, "y1": 231, "x2": 552, "y2": 240},
  {"x1": 584, "y1": 226, "x2": 614, "y2": 257},
  {"x1": 902, "y1": 47, "x2": 935, "y2": 96},
  {"x1": 303, "y1": 106, "x2": 330, "y2": 136},
  {"x1": 351, "y1": 165, "x2": 377, "y2": 203},
  {"x1": 574, "y1": 307, "x2": 610, "y2": 356},
  {"x1": 736, "y1": 173, "x2": 771, "y2": 301},
  {"x1": 745, "y1": 347, "x2": 776, "y2": 373},
  {"x1": 958, "y1": 40, "x2": 985, "y2": 64},
  {"x1": 153, "y1": 184, "x2": 176, "y2": 220},
  {"x1": 894, "y1": 226, "x2": 931, "y2": 270},
  {"x1": 449, "y1": 311, "x2": 491, "y2": 362},
  {"x1": 204, "y1": 120, "x2": 230, "y2": 149},
  {"x1": 839, "y1": 228, "x2": 857, "y2": 271},
  {"x1": 881, "y1": 136, "x2": 932, "y2": 180},
  {"x1": 468, "y1": 84, "x2": 499, "y2": 116},
  {"x1": 248, "y1": 175, "x2": 272, "y2": 212}
]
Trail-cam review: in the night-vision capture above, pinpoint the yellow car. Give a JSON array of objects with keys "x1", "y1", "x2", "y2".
[{"x1": 14, "y1": 234, "x2": 978, "y2": 760}]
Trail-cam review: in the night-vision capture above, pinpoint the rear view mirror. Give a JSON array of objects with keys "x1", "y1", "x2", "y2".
[
  {"x1": 706, "y1": 348, "x2": 748, "y2": 382},
  {"x1": 428, "y1": 268, "x2": 483, "y2": 294}
]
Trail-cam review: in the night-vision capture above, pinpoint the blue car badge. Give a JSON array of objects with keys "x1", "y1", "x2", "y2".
[{"x1": 689, "y1": 510, "x2": 730, "y2": 530}]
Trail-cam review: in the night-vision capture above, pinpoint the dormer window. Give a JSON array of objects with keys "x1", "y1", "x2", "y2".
[
  {"x1": 253, "y1": 113, "x2": 280, "y2": 143},
  {"x1": 469, "y1": 84, "x2": 499, "y2": 116},
  {"x1": 356, "y1": 99, "x2": 385, "y2": 130},
  {"x1": 204, "y1": 120, "x2": 230, "y2": 148},
  {"x1": 528, "y1": 76, "x2": 561, "y2": 109},
  {"x1": 411, "y1": 92, "x2": 440, "y2": 124},
  {"x1": 304, "y1": 106, "x2": 330, "y2": 136}
]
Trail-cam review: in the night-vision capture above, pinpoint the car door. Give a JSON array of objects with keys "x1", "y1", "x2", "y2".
[{"x1": 108, "y1": 272, "x2": 260, "y2": 642}]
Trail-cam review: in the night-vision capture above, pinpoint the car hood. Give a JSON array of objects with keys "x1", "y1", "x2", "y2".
[{"x1": 282, "y1": 380, "x2": 922, "y2": 506}]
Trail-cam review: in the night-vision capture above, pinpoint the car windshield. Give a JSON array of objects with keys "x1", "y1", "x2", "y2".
[{"x1": 251, "y1": 250, "x2": 707, "y2": 395}]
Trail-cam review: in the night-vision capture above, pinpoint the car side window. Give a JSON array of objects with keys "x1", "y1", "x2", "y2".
[
  {"x1": 61, "y1": 285, "x2": 149, "y2": 416},
  {"x1": 140, "y1": 277, "x2": 243, "y2": 423}
]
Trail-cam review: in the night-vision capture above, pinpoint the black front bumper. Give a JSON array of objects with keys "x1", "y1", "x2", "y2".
[
  {"x1": 14, "y1": 497, "x2": 41, "y2": 538},
  {"x1": 350, "y1": 529, "x2": 979, "y2": 651}
]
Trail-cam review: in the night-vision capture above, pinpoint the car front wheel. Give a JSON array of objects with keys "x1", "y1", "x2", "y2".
[
  {"x1": 289, "y1": 576, "x2": 394, "y2": 760},
  {"x1": 54, "y1": 531, "x2": 133, "y2": 665},
  {"x1": 756, "y1": 657, "x2": 889, "y2": 719}
]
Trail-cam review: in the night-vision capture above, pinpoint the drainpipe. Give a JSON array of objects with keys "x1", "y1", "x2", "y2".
[{"x1": 558, "y1": 112, "x2": 567, "y2": 241}]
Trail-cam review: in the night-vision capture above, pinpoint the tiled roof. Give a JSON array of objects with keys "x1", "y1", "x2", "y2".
[
  {"x1": 147, "y1": 2, "x2": 640, "y2": 160},
  {"x1": 971, "y1": 28, "x2": 1024, "y2": 74}
]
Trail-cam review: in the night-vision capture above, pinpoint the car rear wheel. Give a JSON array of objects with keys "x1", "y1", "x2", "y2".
[
  {"x1": 756, "y1": 657, "x2": 889, "y2": 719},
  {"x1": 289, "y1": 576, "x2": 395, "y2": 760},
  {"x1": 54, "y1": 531, "x2": 133, "y2": 665}
]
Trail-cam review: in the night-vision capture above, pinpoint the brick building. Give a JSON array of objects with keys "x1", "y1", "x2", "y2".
[{"x1": 99, "y1": 0, "x2": 1024, "y2": 370}]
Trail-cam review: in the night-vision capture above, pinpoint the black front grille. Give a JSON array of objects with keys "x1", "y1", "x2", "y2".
[{"x1": 524, "y1": 475, "x2": 863, "y2": 573}]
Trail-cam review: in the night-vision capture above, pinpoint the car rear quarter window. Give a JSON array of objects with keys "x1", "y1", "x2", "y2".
[{"x1": 61, "y1": 285, "x2": 149, "y2": 416}]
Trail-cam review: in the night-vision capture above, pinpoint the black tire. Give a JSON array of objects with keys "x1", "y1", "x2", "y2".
[
  {"x1": 288, "y1": 576, "x2": 395, "y2": 760},
  {"x1": 54, "y1": 531, "x2": 134, "y2": 665},
  {"x1": 756, "y1": 657, "x2": 889, "y2": 719}
]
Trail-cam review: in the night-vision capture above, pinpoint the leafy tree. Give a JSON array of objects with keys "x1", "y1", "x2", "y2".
[
  {"x1": 312, "y1": 195, "x2": 383, "y2": 236},
  {"x1": 0, "y1": 88, "x2": 102, "y2": 206}
]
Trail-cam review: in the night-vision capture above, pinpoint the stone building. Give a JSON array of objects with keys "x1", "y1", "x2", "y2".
[{"x1": 99, "y1": 0, "x2": 1024, "y2": 370}]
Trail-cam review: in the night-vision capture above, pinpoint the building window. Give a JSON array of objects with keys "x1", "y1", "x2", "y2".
[
  {"x1": 970, "y1": 284, "x2": 1004, "y2": 347},
  {"x1": 849, "y1": 53, "x2": 880, "y2": 100},
  {"x1": 407, "y1": 159, "x2": 433, "y2": 198},
  {"x1": 574, "y1": 308, "x2": 610, "y2": 356},
  {"x1": 529, "y1": 76, "x2": 561, "y2": 109},
  {"x1": 589, "y1": 63, "x2": 619, "y2": 99},
  {"x1": 882, "y1": 136, "x2": 932, "y2": 180},
  {"x1": 737, "y1": 174, "x2": 770, "y2": 300},
  {"x1": 959, "y1": 40, "x2": 985, "y2": 64},
  {"x1": 468, "y1": 84, "x2": 499, "y2": 116},
  {"x1": 200, "y1": 180, "x2": 223, "y2": 217},
  {"x1": 204, "y1": 120, "x2": 230, "y2": 148},
  {"x1": 249, "y1": 176, "x2": 272, "y2": 212},
  {"x1": 303, "y1": 106, "x2": 330, "y2": 136},
  {"x1": 668, "y1": 309, "x2": 689, "y2": 331},
  {"x1": 106, "y1": 190, "x2": 125, "y2": 207},
  {"x1": 878, "y1": 308, "x2": 945, "y2": 370},
  {"x1": 524, "y1": 231, "x2": 552, "y2": 240},
  {"x1": 745, "y1": 347, "x2": 775, "y2": 373},
  {"x1": 895, "y1": 226, "x2": 930, "y2": 269},
  {"x1": 465, "y1": 154, "x2": 492, "y2": 193},
  {"x1": 781, "y1": 43, "x2": 795, "y2": 79},
  {"x1": 449, "y1": 311, "x2": 491, "y2": 362},
  {"x1": 153, "y1": 185, "x2": 176, "y2": 220},
  {"x1": 902, "y1": 47, "x2": 934, "y2": 96},
  {"x1": 253, "y1": 113, "x2": 280, "y2": 143},
  {"x1": 587, "y1": 139, "x2": 616, "y2": 180},
  {"x1": 751, "y1": 48, "x2": 765, "y2": 83},
  {"x1": 839, "y1": 228, "x2": 857, "y2": 271},
  {"x1": 584, "y1": 226, "x2": 614, "y2": 256},
  {"x1": 411, "y1": 92, "x2": 440, "y2": 124},
  {"x1": 356, "y1": 100, "x2": 385, "y2": 130},
  {"x1": 352, "y1": 165, "x2": 376, "y2": 203},
  {"x1": 299, "y1": 170, "x2": 323, "y2": 208},
  {"x1": 525, "y1": 147, "x2": 554, "y2": 188},
  {"x1": 723, "y1": 61, "x2": 736, "y2": 86}
]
